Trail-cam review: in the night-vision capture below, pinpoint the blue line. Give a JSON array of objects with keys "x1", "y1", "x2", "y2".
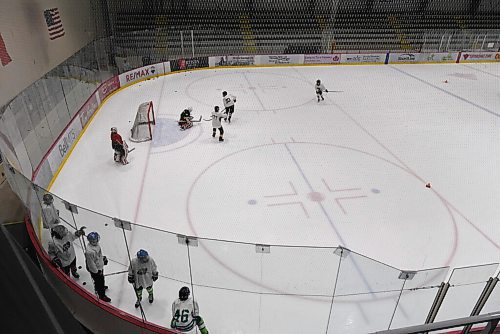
[{"x1": 389, "y1": 65, "x2": 500, "y2": 118}]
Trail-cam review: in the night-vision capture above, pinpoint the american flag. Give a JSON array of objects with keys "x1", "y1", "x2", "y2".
[
  {"x1": 44, "y1": 8, "x2": 65, "y2": 40},
  {"x1": 0, "y1": 33, "x2": 12, "y2": 66}
]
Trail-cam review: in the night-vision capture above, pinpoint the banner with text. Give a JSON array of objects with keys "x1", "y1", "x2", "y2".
[
  {"x1": 419, "y1": 52, "x2": 459, "y2": 63},
  {"x1": 170, "y1": 57, "x2": 208, "y2": 71},
  {"x1": 459, "y1": 52, "x2": 500, "y2": 62},
  {"x1": 341, "y1": 53, "x2": 386, "y2": 64},
  {"x1": 97, "y1": 76, "x2": 120, "y2": 101},
  {"x1": 78, "y1": 93, "x2": 99, "y2": 128},
  {"x1": 119, "y1": 62, "x2": 166, "y2": 86},
  {"x1": 46, "y1": 116, "x2": 82, "y2": 174},
  {"x1": 304, "y1": 54, "x2": 341, "y2": 64},
  {"x1": 255, "y1": 54, "x2": 305, "y2": 65},
  {"x1": 209, "y1": 55, "x2": 256, "y2": 67}
]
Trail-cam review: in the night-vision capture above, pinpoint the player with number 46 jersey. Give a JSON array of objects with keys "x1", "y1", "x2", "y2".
[{"x1": 171, "y1": 286, "x2": 209, "y2": 334}]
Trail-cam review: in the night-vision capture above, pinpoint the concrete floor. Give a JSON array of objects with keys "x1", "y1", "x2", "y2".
[{"x1": 0, "y1": 165, "x2": 26, "y2": 224}]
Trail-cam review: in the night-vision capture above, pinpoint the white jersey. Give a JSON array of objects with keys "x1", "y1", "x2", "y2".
[
  {"x1": 222, "y1": 94, "x2": 235, "y2": 108},
  {"x1": 211, "y1": 110, "x2": 226, "y2": 128},
  {"x1": 84, "y1": 243, "x2": 104, "y2": 274},
  {"x1": 42, "y1": 203, "x2": 59, "y2": 229},
  {"x1": 128, "y1": 257, "x2": 158, "y2": 289},
  {"x1": 172, "y1": 297, "x2": 200, "y2": 332},
  {"x1": 48, "y1": 233, "x2": 78, "y2": 266},
  {"x1": 315, "y1": 83, "x2": 326, "y2": 93}
]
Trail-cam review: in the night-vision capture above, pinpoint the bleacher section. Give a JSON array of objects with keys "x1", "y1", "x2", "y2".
[{"x1": 112, "y1": 10, "x2": 500, "y2": 59}]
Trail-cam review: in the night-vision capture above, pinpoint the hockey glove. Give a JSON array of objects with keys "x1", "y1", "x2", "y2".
[
  {"x1": 325, "y1": 89, "x2": 328, "y2": 92},
  {"x1": 152, "y1": 272, "x2": 158, "y2": 281},
  {"x1": 97, "y1": 270, "x2": 103, "y2": 275},
  {"x1": 75, "y1": 226, "x2": 86, "y2": 237},
  {"x1": 128, "y1": 274, "x2": 135, "y2": 284},
  {"x1": 103, "y1": 256, "x2": 108, "y2": 265}
]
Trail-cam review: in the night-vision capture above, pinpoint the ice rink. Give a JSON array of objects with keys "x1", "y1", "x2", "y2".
[{"x1": 48, "y1": 63, "x2": 500, "y2": 333}]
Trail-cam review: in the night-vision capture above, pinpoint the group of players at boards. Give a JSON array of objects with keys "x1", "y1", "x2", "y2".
[
  {"x1": 178, "y1": 90, "x2": 236, "y2": 142},
  {"x1": 41, "y1": 193, "x2": 209, "y2": 334}
]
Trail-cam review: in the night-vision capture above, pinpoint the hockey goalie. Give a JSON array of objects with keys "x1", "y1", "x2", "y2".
[{"x1": 111, "y1": 127, "x2": 129, "y2": 165}]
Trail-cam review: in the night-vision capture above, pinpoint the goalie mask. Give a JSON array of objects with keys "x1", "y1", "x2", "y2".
[
  {"x1": 137, "y1": 249, "x2": 149, "y2": 263},
  {"x1": 43, "y1": 193, "x2": 54, "y2": 205},
  {"x1": 111, "y1": 127, "x2": 117, "y2": 133},
  {"x1": 87, "y1": 232, "x2": 100, "y2": 246},
  {"x1": 179, "y1": 286, "x2": 190, "y2": 301},
  {"x1": 187, "y1": 107, "x2": 193, "y2": 113},
  {"x1": 51, "y1": 225, "x2": 68, "y2": 239}
]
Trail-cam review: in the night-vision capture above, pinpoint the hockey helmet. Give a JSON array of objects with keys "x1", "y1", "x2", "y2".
[
  {"x1": 51, "y1": 225, "x2": 68, "y2": 239},
  {"x1": 87, "y1": 232, "x2": 100, "y2": 245},
  {"x1": 179, "y1": 286, "x2": 190, "y2": 301},
  {"x1": 316, "y1": 79, "x2": 321, "y2": 84},
  {"x1": 187, "y1": 107, "x2": 193, "y2": 113},
  {"x1": 111, "y1": 127, "x2": 117, "y2": 133},
  {"x1": 214, "y1": 106, "x2": 219, "y2": 111},
  {"x1": 222, "y1": 91, "x2": 227, "y2": 97},
  {"x1": 137, "y1": 249, "x2": 149, "y2": 262},
  {"x1": 43, "y1": 193, "x2": 54, "y2": 204}
]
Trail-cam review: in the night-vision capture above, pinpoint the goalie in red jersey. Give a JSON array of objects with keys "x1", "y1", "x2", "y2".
[{"x1": 110, "y1": 127, "x2": 129, "y2": 165}]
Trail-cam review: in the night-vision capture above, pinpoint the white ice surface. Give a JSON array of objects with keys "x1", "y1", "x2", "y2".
[{"x1": 48, "y1": 64, "x2": 500, "y2": 333}]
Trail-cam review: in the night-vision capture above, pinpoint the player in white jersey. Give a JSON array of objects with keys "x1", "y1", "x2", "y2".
[
  {"x1": 315, "y1": 79, "x2": 328, "y2": 102},
  {"x1": 211, "y1": 106, "x2": 227, "y2": 142},
  {"x1": 48, "y1": 224, "x2": 86, "y2": 278},
  {"x1": 128, "y1": 249, "x2": 158, "y2": 308},
  {"x1": 41, "y1": 193, "x2": 60, "y2": 229},
  {"x1": 84, "y1": 232, "x2": 111, "y2": 302},
  {"x1": 171, "y1": 286, "x2": 209, "y2": 334},
  {"x1": 222, "y1": 91, "x2": 236, "y2": 123}
]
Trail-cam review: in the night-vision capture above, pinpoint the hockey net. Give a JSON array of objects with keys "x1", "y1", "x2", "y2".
[{"x1": 130, "y1": 101, "x2": 155, "y2": 142}]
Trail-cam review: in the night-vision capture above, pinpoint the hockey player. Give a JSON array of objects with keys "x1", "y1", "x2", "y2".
[
  {"x1": 128, "y1": 249, "x2": 158, "y2": 308},
  {"x1": 222, "y1": 91, "x2": 236, "y2": 123},
  {"x1": 171, "y1": 286, "x2": 209, "y2": 334},
  {"x1": 315, "y1": 79, "x2": 328, "y2": 102},
  {"x1": 110, "y1": 127, "x2": 128, "y2": 165},
  {"x1": 84, "y1": 232, "x2": 111, "y2": 302},
  {"x1": 41, "y1": 193, "x2": 60, "y2": 229},
  {"x1": 179, "y1": 107, "x2": 194, "y2": 130},
  {"x1": 211, "y1": 106, "x2": 227, "y2": 142},
  {"x1": 48, "y1": 225, "x2": 86, "y2": 278}
]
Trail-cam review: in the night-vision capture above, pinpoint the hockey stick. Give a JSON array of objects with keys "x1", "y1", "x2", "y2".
[
  {"x1": 128, "y1": 147, "x2": 135, "y2": 153},
  {"x1": 324, "y1": 90, "x2": 343, "y2": 93},
  {"x1": 190, "y1": 116, "x2": 203, "y2": 123}
]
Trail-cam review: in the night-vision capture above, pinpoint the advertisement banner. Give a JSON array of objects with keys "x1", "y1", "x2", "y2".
[
  {"x1": 78, "y1": 93, "x2": 99, "y2": 128},
  {"x1": 459, "y1": 52, "x2": 500, "y2": 62},
  {"x1": 119, "y1": 62, "x2": 166, "y2": 86},
  {"x1": 388, "y1": 53, "x2": 422, "y2": 63},
  {"x1": 97, "y1": 76, "x2": 120, "y2": 101},
  {"x1": 304, "y1": 54, "x2": 341, "y2": 64},
  {"x1": 255, "y1": 54, "x2": 305, "y2": 65},
  {"x1": 209, "y1": 55, "x2": 256, "y2": 67},
  {"x1": 341, "y1": 53, "x2": 386, "y2": 64},
  {"x1": 420, "y1": 52, "x2": 459, "y2": 63},
  {"x1": 170, "y1": 57, "x2": 209, "y2": 71},
  {"x1": 46, "y1": 118, "x2": 83, "y2": 174}
]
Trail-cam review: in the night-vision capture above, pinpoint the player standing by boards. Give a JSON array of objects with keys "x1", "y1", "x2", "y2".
[
  {"x1": 222, "y1": 91, "x2": 236, "y2": 123},
  {"x1": 315, "y1": 79, "x2": 328, "y2": 102},
  {"x1": 171, "y1": 286, "x2": 209, "y2": 334},
  {"x1": 48, "y1": 225, "x2": 86, "y2": 278},
  {"x1": 110, "y1": 127, "x2": 129, "y2": 165},
  {"x1": 84, "y1": 232, "x2": 111, "y2": 302},
  {"x1": 211, "y1": 106, "x2": 227, "y2": 142},
  {"x1": 41, "y1": 193, "x2": 60, "y2": 229},
  {"x1": 128, "y1": 249, "x2": 158, "y2": 308}
]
